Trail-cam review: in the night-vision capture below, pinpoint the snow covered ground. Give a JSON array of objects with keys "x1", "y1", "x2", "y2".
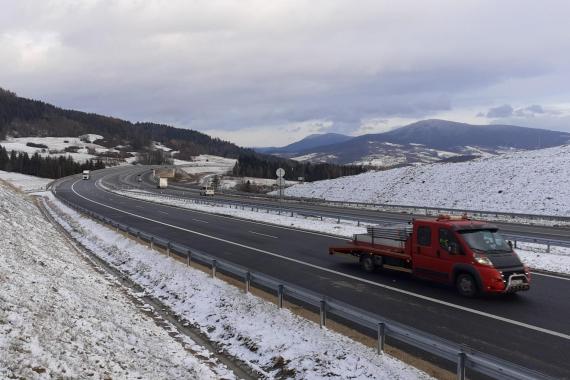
[
  {"x1": 279, "y1": 145, "x2": 570, "y2": 216},
  {"x1": 177, "y1": 155, "x2": 237, "y2": 176},
  {"x1": 109, "y1": 187, "x2": 570, "y2": 275},
  {"x1": 0, "y1": 135, "x2": 111, "y2": 163},
  {"x1": 44, "y1": 191, "x2": 433, "y2": 380},
  {"x1": 0, "y1": 170, "x2": 52, "y2": 192},
  {"x1": 0, "y1": 183, "x2": 224, "y2": 379},
  {"x1": 110, "y1": 188, "x2": 367, "y2": 237}
]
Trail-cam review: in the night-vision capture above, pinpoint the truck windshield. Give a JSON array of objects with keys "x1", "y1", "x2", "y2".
[{"x1": 458, "y1": 229, "x2": 512, "y2": 254}]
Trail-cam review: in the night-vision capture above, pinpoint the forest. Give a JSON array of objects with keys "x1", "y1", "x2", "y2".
[{"x1": 0, "y1": 145, "x2": 105, "y2": 179}]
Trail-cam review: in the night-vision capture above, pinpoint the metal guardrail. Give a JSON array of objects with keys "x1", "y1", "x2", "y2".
[
  {"x1": 160, "y1": 178, "x2": 570, "y2": 224},
  {"x1": 105, "y1": 181, "x2": 570, "y2": 250},
  {"x1": 53, "y1": 192, "x2": 555, "y2": 380}
]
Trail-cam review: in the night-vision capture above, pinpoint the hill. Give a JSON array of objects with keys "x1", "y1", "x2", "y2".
[
  {"x1": 256, "y1": 133, "x2": 352, "y2": 154},
  {"x1": 280, "y1": 119, "x2": 570, "y2": 166},
  {"x1": 0, "y1": 87, "x2": 366, "y2": 181},
  {"x1": 0, "y1": 87, "x2": 246, "y2": 159},
  {"x1": 280, "y1": 144, "x2": 570, "y2": 216}
]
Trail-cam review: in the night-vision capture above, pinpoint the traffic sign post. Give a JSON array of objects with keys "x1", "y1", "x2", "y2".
[{"x1": 276, "y1": 168, "x2": 285, "y2": 201}]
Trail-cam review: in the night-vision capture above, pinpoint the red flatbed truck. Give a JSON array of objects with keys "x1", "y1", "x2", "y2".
[{"x1": 329, "y1": 215, "x2": 531, "y2": 297}]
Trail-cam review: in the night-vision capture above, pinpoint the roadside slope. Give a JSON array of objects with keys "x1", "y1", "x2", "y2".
[
  {"x1": 0, "y1": 182, "x2": 219, "y2": 379},
  {"x1": 280, "y1": 145, "x2": 570, "y2": 216}
]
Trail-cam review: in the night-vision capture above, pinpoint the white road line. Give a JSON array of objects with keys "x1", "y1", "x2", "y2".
[
  {"x1": 249, "y1": 231, "x2": 279, "y2": 239},
  {"x1": 69, "y1": 180, "x2": 570, "y2": 341},
  {"x1": 192, "y1": 218, "x2": 209, "y2": 224},
  {"x1": 94, "y1": 179, "x2": 349, "y2": 241},
  {"x1": 532, "y1": 272, "x2": 570, "y2": 281}
]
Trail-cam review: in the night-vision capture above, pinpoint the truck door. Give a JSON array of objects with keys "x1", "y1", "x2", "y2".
[
  {"x1": 435, "y1": 228, "x2": 464, "y2": 280},
  {"x1": 412, "y1": 223, "x2": 449, "y2": 282}
]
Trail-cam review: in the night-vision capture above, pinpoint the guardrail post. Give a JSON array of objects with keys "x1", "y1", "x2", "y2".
[
  {"x1": 187, "y1": 250, "x2": 191, "y2": 266},
  {"x1": 136, "y1": 231, "x2": 141, "y2": 242},
  {"x1": 457, "y1": 350, "x2": 466, "y2": 380},
  {"x1": 514, "y1": 240, "x2": 517, "y2": 248},
  {"x1": 211, "y1": 260, "x2": 217, "y2": 278},
  {"x1": 337, "y1": 217, "x2": 340, "y2": 224},
  {"x1": 358, "y1": 220, "x2": 361, "y2": 226},
  {"x1": 149, "y1": 237, "x2": 154, "y2": 250},
  {"x1": 546, "y1": 243, "x2": 551, "y2": 253},
  {"x1": 319, "y1": 300, "x2": 326, "y2": 328},
  {"x1": 245, "y1": 271, "x2": 251, "y2": 293},
  {"x1": 116, "y1": 223, "x2": 119, "y2": 232},
  {"x1": 277, "y1": 285, "x2": 284, "y2": 308},
  {"x1": 377, "y1": 322, "x2": 385, "y2": 354},
  {"x1": 166, "y1": 242, "x2": 171, "y2": 257}
]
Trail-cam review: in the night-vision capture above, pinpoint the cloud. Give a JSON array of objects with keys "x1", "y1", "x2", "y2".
[
  {"x1": 486, "y1": 104, "x2": 514, "y2": 118},
  {"x1": 1, "y1": 0, "x2": 570, "y2": 145}
]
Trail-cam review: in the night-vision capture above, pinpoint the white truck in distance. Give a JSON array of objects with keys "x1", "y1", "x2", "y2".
[
  {"x1": 200, "y1": 186, "x2": 215, "y2": 196},
  {"x1": 82, "y1": 170, "x2": 90, "y2": 180},
  {"x1": 157, "y1": 177, "x2": 168, "y2": 189}
]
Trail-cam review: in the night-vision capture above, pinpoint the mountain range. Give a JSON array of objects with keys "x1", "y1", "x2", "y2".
[{"x1": 257, "y1": 119, "x2": 570, "y2": 167}]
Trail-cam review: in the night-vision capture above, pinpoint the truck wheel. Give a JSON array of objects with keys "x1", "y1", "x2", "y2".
[
  {"x1": 456, "y1": 274, "x2": 478, "y2": 297},
  {"x1": 360, "y1": 255, "x2": 376, "y2": 273}
]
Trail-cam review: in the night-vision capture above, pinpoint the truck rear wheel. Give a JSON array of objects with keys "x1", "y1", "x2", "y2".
[
  {"x1": 360, "y1": 254, "x2": 376, "y2": 273},
  {"x1": 456, "y1": 274, "x2": 478, "y2": 297}
]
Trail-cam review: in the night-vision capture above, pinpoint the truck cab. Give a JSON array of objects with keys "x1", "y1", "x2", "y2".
[
  {"x1": 82, "y1": 170, "x2": 90, "y2": 180},
  {"x1": 200, "y1": 186, "x2": 215, "y2": 196},
  {"x1": 329, "y1": 215, "x2": 530, "y2": 297},
  {"x1": 410, "y1": 216, "x2": 530, "y2": 296}
]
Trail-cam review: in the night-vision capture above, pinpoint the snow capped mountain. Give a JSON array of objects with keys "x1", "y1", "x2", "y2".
[
  {"x1": 271, "y1": 120, "x2": 570, "y2": 167},
  {"x1": 281, "y1": 144, "x2": 570, "y2": 216}
]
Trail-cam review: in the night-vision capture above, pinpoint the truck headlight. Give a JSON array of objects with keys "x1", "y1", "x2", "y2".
[{"x1": 474, "y1": 254, "x2": 493, "y2": 266}]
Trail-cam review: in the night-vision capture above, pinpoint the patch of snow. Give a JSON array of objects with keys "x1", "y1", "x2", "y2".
[
  {"x1": 0, "y1": 136, "x2": 109, "y2": 163},
  {"x1": 177, "y1": 155, "x2": 237, "y2": 176},
  {"x1": 109, "y1": 187, "x2": 365, "y2": 237},
  {"x1": 0, "y1": 184, "x2": 221, "y2": 379},
  {"x1": 45, "y1": 192, "x2": 433, "y2": 379},
  {"x1": 0, "y1": 170, "x2": 52, "y2": 192},
  {"x1": 291, "y1": 152, "x2": 319, "y2": 162},
  {"x1": 281, "y1": 145, "x2": 570, "y2": 216}
]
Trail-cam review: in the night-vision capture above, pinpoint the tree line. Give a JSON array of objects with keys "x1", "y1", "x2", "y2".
[
  {"x1": 232, "y1": 153, "x2": 367, "y2": 182},
  {"x1": 0, "y1": 145, "x2": 105, "y2": 179}
]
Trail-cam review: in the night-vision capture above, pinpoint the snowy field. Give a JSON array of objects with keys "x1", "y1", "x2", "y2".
[
  {"x1": 0, "y1": 135, "x2": 112, "y2": 163},
  {"x1": 177, "y1": 155, "x2": 236, "y2": 176},
  {"x1": 279, "y1": 145, "x2": 570, "y2": 216},
  {"x1": 43, "y1": 192, "x2": 433, "y2": 380},
  {"x1": 109, "y1": 187, "x2": 570, "y2": 275},
  {"x1": 0, "y1": 184, "x2": 224, "y2": 379},
  {"x1": 0, "y1": 170, "x2": 52, "y2": 192},
  {"x1": 111, "y1": 188, "x2": 367, "y2": 237}
]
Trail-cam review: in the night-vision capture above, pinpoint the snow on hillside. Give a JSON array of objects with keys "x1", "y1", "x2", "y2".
[
  {"x1": 177, "y1": 154, "x2": 237, "y2": 175},
  {"x1": 44, "y1": 193, "x2": 432, "y2": 380},
  {"x1": 0, "y1": 184, "x2": 222, "y2": 379},
  {"x1": 0, "y1": 170, "x2": 52, "y2": 192},
  {"x1": 281, "y1": 145, "x2": 570, "y2": 216},
  {"x1": 0, "y1": 135, "x2": 110, "y2": 163}
]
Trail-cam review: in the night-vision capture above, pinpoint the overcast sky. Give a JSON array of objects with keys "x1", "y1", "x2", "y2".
[{"x1": 1, "y1": 0, "x2": 569, "y2": 147}]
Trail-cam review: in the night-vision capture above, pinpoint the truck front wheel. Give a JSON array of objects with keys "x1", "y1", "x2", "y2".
[
  {"x1": 360, "y1": 254, "x2": 376, "y2": 273},
  {"x1": 456, "y1": 274, "x2": 478, "y2": 297}
]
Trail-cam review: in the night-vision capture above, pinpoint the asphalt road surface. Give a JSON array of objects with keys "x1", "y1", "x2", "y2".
[{"x1": 53, "y1": 167, "x2": 570, "y2": 378}]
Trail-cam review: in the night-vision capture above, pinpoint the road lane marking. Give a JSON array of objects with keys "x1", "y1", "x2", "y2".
[
  {"x1": 69, "y1": 180, "x2": 570, "y2": 341},
  {"x1": 158, "y1": 210, "x2": 169, "y2": 215},
  {"x1": 94, "y1": 180, "x2": 349, "y2": 241},
  {"x1": 532, "y1": 272, "x2": 570, "y2": 281},
  {"x1": 249, "y1": 231, "x2": 278, "y2": 239},
  {"x1": 192, "y1": 218, "x2": 209, "y2": 223}
]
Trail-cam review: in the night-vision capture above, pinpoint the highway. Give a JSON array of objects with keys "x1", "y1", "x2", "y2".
[{"x1": 54, "y1": 166, "x2": 570, "y2": 378}]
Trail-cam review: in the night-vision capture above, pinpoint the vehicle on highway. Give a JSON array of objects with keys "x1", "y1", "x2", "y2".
[
  {"x1": 157, "y1": 177, "x2": 168, "y2": 189},
  {"x1": 82, "y1": 170, "x2": 90, "y2": 180},
  {"x1": 200, "y1": 186, "x2": 215, "y2": 196},
  {"x1": 329, "y1": 215, "x2": 531, "y2": 297}
]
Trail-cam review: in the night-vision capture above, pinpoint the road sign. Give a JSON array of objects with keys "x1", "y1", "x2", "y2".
[
  {"x1": 276, "y1": 168, "x2": 285, "y2": 178},
  {"x1": 276, "y1": 177, "x2": 286, "y2": 186}
]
